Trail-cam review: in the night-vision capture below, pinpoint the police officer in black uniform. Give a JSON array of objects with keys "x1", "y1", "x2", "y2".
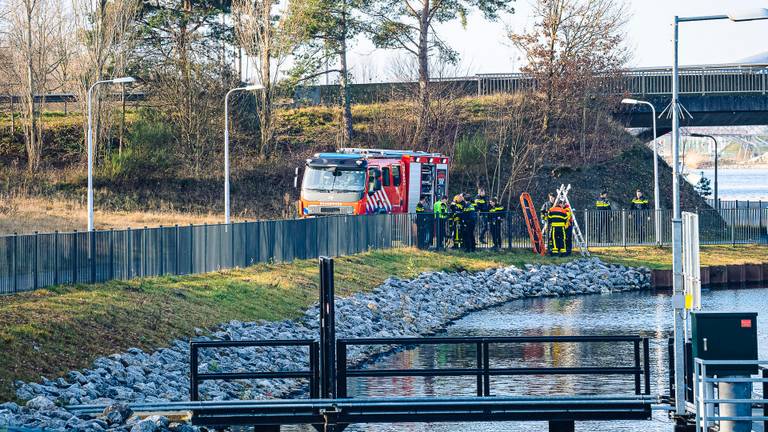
[
  {"x1": 595, "y1": 191, "x2": 612, "y2": 244},
  {"x1": 630, "y1": 189, "x2": 650, "y2": 242},
  {"x1": 462, "y1": 193, "x2": 477, "y2": 252},
  {"x1": 415, "y1": 197, "x2": 432, "y2": 249},
  {"x1": 488, "y1": 197, "x2": 505, "y2": 249},
  {"x1": 474, "y1": 188, "x2": 490, "y2": 243}
]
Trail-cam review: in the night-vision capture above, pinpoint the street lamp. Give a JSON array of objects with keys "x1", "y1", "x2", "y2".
[
  {"x1": 87, "y1": 76, "x2": 136, "y2": 231},
  {"x1": 622, "y1": 98, "x2": 661, "y2": 245},
  {"x1": 224, "y1": 83, "x2": 264, "y2": 225},
  {"x1": 669, "y1": 9, "x2": 768, "y2": 417},
  {"x1": 690, "y1": 133, "x2": 719, "y2": 210}
]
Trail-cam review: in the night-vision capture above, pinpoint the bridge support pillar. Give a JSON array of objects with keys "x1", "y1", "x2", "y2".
[{"x1": 548, "y1": 420, "x2": 574, "y2": 432}]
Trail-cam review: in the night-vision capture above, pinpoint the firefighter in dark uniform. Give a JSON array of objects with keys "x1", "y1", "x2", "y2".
[
  {"x1": 433, "y1": 195, "x2": 449, "y2": 249},
  {"x1": 415, "y1": 197, "x2": 432, "y2": 249},
  {"x1": 462, "y1": 194, "x2": 477, "y2": 252},
  {"x1": 474, "y1": 188, "x2": 490, "y2": 243},
  {"x1": 449, "y1": 194, "x2": 465, "y2": 249},
  {"x1": 595, "y1": 191, "x2": 612, "y2": 244},
  {"x1": 630, "y1": 189, "x2": 650, "y2": 242},
  {"x1": 488, "y1": 197, "x2": 505, "y2": 249},
  {"x1": 546, "y1": 200, "x2": 571, "y2": 256}
]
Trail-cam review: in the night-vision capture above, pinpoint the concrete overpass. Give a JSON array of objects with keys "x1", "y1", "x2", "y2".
[
  {"x1": 477, "y1": 63, "x2": 768, "y2": 129},
  {"x1": 298, "y1": 63, "x2": 768, "y2": 129}
]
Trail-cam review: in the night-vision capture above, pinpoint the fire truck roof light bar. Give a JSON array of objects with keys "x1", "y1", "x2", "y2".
[{"x1": 339, "y1": 147, "x2": 445, "y2": 158}]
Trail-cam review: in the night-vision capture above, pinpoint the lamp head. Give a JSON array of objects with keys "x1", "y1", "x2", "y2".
[
  {"x1": 621, "y1": 98, "x2": 640, "y2": 105},
  {"x1": 728, "y1": 8, "x2": 768, "y2": 22},
  {"x1": 243, "y1": 84, "x2": 265, "y2": 91},
  {"x1": 690, "y1": 133, "x2": 711, "y2": 138},
  {"x1": 111, "y1": 77, "x2": 136, "y2": 84}
]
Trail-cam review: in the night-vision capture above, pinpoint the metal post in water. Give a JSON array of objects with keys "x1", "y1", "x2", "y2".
[{"x1": 319, "y1": 256, "x2": 337, "y2": 399}]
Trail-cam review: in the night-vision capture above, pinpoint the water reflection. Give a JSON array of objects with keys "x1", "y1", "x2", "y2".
[{"x1": 285, "y1": 287, "x2": 768, "y2": 432}]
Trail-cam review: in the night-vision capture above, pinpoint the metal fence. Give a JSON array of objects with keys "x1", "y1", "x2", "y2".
[
  {"x1": 1, "y1": 208, "x2": 767, "y2": 295},
  {"x1": 0, "y1": 214, "x2": 414, "y2": 295}
]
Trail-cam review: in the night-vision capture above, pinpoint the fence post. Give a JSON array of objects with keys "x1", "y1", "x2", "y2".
[
  {"x1": 731, "y1": 209, "x2": 736, "y2": 247},
  {"x1": 12, "y1": 233, "x2": 17, "y2": 293},
  {"x1": 621, "y1": 209, "x2": 627, "y2": 249},
  {"x1": 90, "y1": 230, "x2": 96, "y2": 283},
  {"x1": 109, "y1": 229, "x2": 115, "y2": 280},
  {"x1": 53, "y1": 230, "x2": 59, "y2": 286},
  {"x1": 189, "y1": 224, "x2": 194, "y2": 274},
  {"x1": 175, "y1": 224, "x2": 180, "y2": 275},
  {"x1": 231, "y1": 222, "x2": 235, "y2": 269},
  {"x1": 73, "y1": 230, "x2": 78, "y2": 284},
  {"x1": 203, "y1": 223, "x2": 208, "y2": 273},
  {"x1": 244, "y1": 221, "x2": 249, "y2": 267},
  {"x1": 33, "y1": 231, "x2": 38, "y2": 290},
  {"x1": 142, "y1": 226, "x2": 147, "y2": 277},
  {"x1": 506, "y1": 211, "x2": 513, "y2": 250},
  {"x1": 159, "y1": 225, "x2": 165, "y2": 276},
  {"x1": 127, "y1": 227, "x2": 132, "y2": 278},
  {"x1": 583, "y1": 209, "x2": 589, "y2": 249}
]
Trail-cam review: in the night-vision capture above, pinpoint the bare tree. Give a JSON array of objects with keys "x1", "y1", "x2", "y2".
[
  {"x1": 510, "y1": 0, "x2": 630, "y2": 161},
  {"x1": 72, "y1": 0, "x2": 140, "y2": 161},
  {"x1": 364, "y1": 0, "x2": 513, "y2": 147},
  {"x1": 1, "y1": 0, "x2": 63, "y2": 172},
  {"x1": 233, "y1": 0, "x2": 298, "y2": 157}
]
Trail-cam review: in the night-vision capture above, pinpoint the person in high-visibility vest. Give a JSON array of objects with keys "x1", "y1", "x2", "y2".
[
  {"x1": 630, "y1": 189, "x2": 650, "y2": 242},
  {"x1": 546, "y1": 200, "x2": 571, "y2": 256},
  {"x1": 462, "y1": 195, "x2": 477, "y2": 252},
  {"x1": 474, "y1": 188, "x2": 490, "y2": 243},
  {"x1": 595, "y1": 191, "x2": 613, "y2": 244},
  {"x1": 415, "y1": 197, "x2": 432, "y2": 249},
  {"x1": 488, "y1": 197, "x2": 505, "y2": 249},
  {"x1": 449, "y1": 194, "x2": 465, "y2": 249},
  {"x1": 433, "y1": 195, "x2": 449, "y2": 249}
]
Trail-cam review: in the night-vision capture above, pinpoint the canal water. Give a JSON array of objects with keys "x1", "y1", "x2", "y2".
[{"x1": 340, "y1": 287, "x2": 768, "y2": 432}]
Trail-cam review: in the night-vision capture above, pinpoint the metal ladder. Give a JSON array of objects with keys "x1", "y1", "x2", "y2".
[{"x1": 555, "y1": 184, "x2": 590, "y2": 256}]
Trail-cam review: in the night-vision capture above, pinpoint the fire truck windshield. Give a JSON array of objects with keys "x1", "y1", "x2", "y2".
[{"x1": 302, "y1": 167, "x2": 366, "y2": 196}]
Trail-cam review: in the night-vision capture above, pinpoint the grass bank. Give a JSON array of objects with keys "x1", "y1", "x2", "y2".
[
  {"x1": 0, "y1": 248, "x2": 561, "y2": 402},
  {"x1": 591, "y1": 244, "x2": 768, "y2": 270},
  {"x1": 2, "y1": 244, "x2": 764, "y2": 403}
]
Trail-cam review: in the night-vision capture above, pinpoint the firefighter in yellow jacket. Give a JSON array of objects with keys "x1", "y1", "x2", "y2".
[{"x1": 546, "y1": 200, "x2": 572, "y2": 257}]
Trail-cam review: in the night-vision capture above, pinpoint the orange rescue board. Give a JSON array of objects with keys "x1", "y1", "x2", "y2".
[{"x1": 519, "y1": 193, "x2": 546, "y2": 255}]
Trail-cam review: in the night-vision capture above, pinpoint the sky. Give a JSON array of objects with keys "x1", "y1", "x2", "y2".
[{"x1": 344, "y1": 0, "x2": 768, "y2": 82}]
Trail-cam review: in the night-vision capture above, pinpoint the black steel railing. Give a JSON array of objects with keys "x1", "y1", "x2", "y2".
[
  {"x1": 189, "y1": 339, "x2": 320, "y2": 401},
  {"x1": 336, "y1": 335, "x2": 652, "y2": 398}
]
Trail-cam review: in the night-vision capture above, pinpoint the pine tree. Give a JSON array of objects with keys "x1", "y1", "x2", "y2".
[{"x1": 694, "y1": 171, "x2": 713, "y2": 198}]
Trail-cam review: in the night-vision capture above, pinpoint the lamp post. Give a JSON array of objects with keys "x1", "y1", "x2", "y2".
[
  {"x1": 690, "y1": 133, "x2": 719, "y2": 209},
  {"x1": 670, "y1": 8, "x2": 768, "y2": 417},
  {"x1": 224, "y1": 84, "x2": 264, "y2": 225},
  {"x1": 87, "y1": 76, "x2": 136, "y2": 231},
  {"x1": 622, "y1": 98, "x2": 660, "y2": 245}
]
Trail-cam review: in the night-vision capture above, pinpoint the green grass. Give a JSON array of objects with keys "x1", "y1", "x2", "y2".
[
  {"x1": 0, "y1": 248, "x2": 564, "y2": 402},
  {"x1": 592, "y1": 244, "x2": 768, "y2": 270},
  {"x1": 1, "y1": 244, "x2": 764, "y2": 403}
]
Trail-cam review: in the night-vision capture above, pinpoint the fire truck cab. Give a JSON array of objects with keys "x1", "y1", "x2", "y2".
[{"x1": 299, "y1": 148, "x2": 450, "y2": 217}]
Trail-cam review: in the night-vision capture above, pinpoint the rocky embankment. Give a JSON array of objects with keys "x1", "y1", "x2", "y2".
[{"x1": 1, "y1": 258, "x2": 650, "y2": 431}]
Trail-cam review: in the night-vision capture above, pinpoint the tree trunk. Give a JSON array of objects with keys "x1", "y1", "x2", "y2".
[
  {"x1": 338, "y1": 2, "x2": 353, "y2": 145},
  {"x1": 415, "y1": 0, "x2": 430, "y2": 148},
  {"x1": 258, "y1": 0, "x2": 273, "y2": 157},
  {"x1": 24, "y1": 0, "x2": 39, "y2": 173}
]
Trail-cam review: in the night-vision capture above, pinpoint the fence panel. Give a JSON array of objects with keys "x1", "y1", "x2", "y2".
[{"x1": 1, "y1": 209, "x2": 766, "y2": 296}]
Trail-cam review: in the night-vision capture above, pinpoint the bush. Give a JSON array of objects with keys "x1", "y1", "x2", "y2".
[{"x1": 104, "y1": 109, "x2": 176, "y2": 180}]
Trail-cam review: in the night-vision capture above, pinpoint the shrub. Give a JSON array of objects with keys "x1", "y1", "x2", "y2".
[{"x1": 104, "y1": 109, "x2": 176, "y2": 180}]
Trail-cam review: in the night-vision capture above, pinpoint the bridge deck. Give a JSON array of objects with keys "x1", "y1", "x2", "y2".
[{"x1": 69, "y1": 395, "x2": 658, "y2": 428}]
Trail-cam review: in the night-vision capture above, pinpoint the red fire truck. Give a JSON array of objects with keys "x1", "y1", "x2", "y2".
[{"x1": 298, "y1": 148, "x2": 450, "y2": 217}]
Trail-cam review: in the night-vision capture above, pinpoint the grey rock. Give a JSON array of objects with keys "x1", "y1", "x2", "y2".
[{"x1": 25, "y1": 395, "x2": 56, "y2": 411}]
